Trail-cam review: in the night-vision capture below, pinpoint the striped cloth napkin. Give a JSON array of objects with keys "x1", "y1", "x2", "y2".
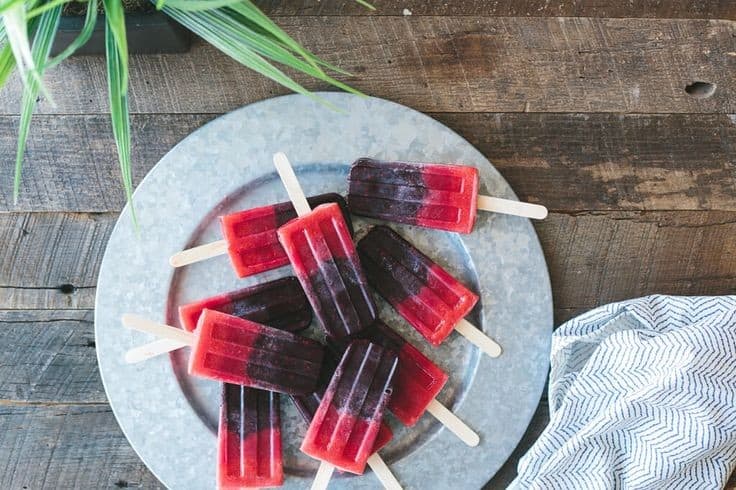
[{"x1": 511, "y1": 295, "x2": 736, "y2": 490}]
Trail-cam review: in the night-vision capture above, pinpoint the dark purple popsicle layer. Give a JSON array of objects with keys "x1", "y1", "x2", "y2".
[
  {"x1": 278, "y1": 203, "x2": 376, "y2": 341},
  {"x1": 357, "y1": 226, "x2": 479, "y2": 346},
  {"x1": 348, "y1": 158, "x2": 428, "y2": 227},
  {"x1": 178, "y1": 276, "x2": 312, "y2": 333}
]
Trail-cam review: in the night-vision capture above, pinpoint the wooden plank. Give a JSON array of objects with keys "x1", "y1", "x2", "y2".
[
  {"x1": 1, "y1": 112, "x2": 734, "y2": 212},
  {"x1": 0, "y1": 18, "x2": 732, "y2": 115},
  {"x1": 0, "y1": 310, "x2": 103, "y2": 404},
  {"x1": 438, "y1": 112, "x2": 736, "y2": 212},
  {"x1": 0, "y1": 213, "x2": 116, "y2": 309},
  {"x1": 0, "y1": 114, "x2": 213, "y2": 212},
  {"x1": 544, "y1": 211, "x2": 736, "y2": 324},
  {"x1": 0, "y1": 403, "x2": 163, "y2": 489},
  {"x1": 255, "y1": 0, "x2": 736, "y2": 19},
  {"x1": 1, "y1": 210, "x2": 735, "y2": 317}
]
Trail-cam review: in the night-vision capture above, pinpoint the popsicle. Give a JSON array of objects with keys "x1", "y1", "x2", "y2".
[
  {"x1": 273, "y1": 152, "x2": 376, "y2": 340},
  {"x1": 357, "y1": 226, "x2": 502, "y2": 357},
  {"x1": 169, "y1": 193, "x2": 353, "y2": 278},
  {"x1": 300, "y1": 340, "x2": 398, "y2": 476},
  {"x1": 292, "y1": 353, "x2": 401, "y2": 490},
  {"x1": 121, "y1": 309, "x2": 324, "y2": 395},
  {"x1": 180, "y1": 276, "x2": 311, "y2": 332},
  {"x1": 348, "y1": 158, "x2": 547, "y2": 233},
  {"x1": 218, "y1": 384, "x2": 283, "y2": 488},
  {"x1": 329, "y1": 320, "x2": 479, "y2": 446},
  {"x1": 125, "y1": 276, "x2": 313, "y2": 363}
]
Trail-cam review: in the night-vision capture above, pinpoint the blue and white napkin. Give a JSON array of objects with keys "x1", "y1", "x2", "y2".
[{"x1": 511, "y1": 295, "x2": 736, "y2": 489}]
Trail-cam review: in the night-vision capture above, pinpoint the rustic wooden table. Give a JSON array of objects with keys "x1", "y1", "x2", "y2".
[{"x1": 0, "y1": 1, "x2": 734, "y2": 488}]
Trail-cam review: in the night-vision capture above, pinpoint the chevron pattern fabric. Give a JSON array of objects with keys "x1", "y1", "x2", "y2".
[{"x1": 511, "y1": 295, "x2": 736, "y2": 490}]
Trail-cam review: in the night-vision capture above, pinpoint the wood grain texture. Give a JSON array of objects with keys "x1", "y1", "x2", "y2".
[
  {"x1": 0, "y1": 310, "x2": 103, "y2": 404},
  {"x1": 0, "y1": 403, "x2": 163, "y2": 489},
  {"x1": 0, "y1": 114, "x2": 214, "y2": 212},
  {"x1": 0, "y1": 17, "x2": 733, "y2": 115},
  {"x1": 255, "y1": 0, "x2": 736, "y2": 19},
  {"x1": 0, "y1": 213, "x2": 116, "y2": 309},
  {"x1": 1, "y1": 211, "x2": 734, "y2": 316},
  {"x1": 438, "y1": 112, "x2": 736, "y2": 212},
  {"x1": 542, "y1": 211, "x2": 736, "y2": 324},
  {"x1": 2, "y1": 112, "x2": 734, "y2": 212}
]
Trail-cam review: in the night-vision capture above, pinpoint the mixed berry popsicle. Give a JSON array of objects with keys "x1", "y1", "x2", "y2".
[
  {"x1": 292, "y1": 353, "x2": 401, "y2": 490},
  {"x1": 348, "y1": 158, "x2": 547, "y2": 234},
  {"x1": 126, "y1": 276, "x2": 312, "y2": 365},
  {"x1": 122, "y1": 309, "x2": 324, "y2": 395},
  {"x1": 291, "y1": 352, "x2": 393, "y2": 454},
  {"x1": 357, "y1": 226, "x2": 502, "y2": 358},
  {"x1": 274, "y1": 153, "x2": 376, "y2": 340},
  {"x1": 329, "y1": 320, "x2": 479, "y2": 446},
  {"x1": 179, "y1": 276, "x2": 311, "y2": 333},
  {"x1": 169, "y1": 193, "x2": 352, "y2": 278},
  {"x1": 218, "y1": 384, "x2": 283, "y2": 489},
  {"x1": 300, "y1": 340, "x2": 398, "y2": 475},
  {"x1": 330, "y1": 320, "x2": 447, "y2": 426}
]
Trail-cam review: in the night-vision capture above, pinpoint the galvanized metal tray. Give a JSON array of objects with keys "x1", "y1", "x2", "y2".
[{"x1": 95, "y1": 93, "x2": 553, "y2": 489}]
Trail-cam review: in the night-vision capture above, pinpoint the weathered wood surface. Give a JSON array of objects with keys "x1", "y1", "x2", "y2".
[
  {"x1": 2, "y1": 112, "x2": 734, "y2": 212},
  {"x1": 0, "y1": 310, "x2": 101, "y2": 403},
  {"x1": 256, "y1": 0, "x2": 736, "y2": 19},
  {"x1": 1, "y1": 2, "x2": 735, "y2": 488},
  {"x1": 2, "y1": 211, "x2": 735, "y2": 322},
  {"x1": 0, "y1": 214, "x2": 112, "y2": 309},
  {"x1": 0, "y1": 403, "x2": 164, "y2": 489},
  {"x1": 0, "y1": 17, "x2": 733, "y2": 115}
]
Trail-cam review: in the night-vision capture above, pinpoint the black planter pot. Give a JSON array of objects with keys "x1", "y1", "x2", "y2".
[{"x1": 50, "y1": 11, "x2": 191, "y2": 56}]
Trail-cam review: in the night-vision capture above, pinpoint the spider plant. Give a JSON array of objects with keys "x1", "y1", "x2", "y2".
[{"x1": 1, "y1": 0, "x2": 370, "y2": 222}]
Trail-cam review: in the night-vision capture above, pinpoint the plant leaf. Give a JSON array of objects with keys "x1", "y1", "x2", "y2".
[
  {"x1": 0, "y1": 43, "x2": 16, "y2": 87},
  {"x1": 3, "y1": 3, "x2": 43, "y2": 92},
  {"x1": 46, "y1": 0, "x2": 98, "y2": 68},
  {"x1": 102, "y1": 0, "x2": 127, "y2": 89},
  {"x1": 13, "y1": 4, "x2": 60, "y2": 202},
  {"x1": 156, "y1": 0, "x2": 240, "y2": 11},
  {"x1": 27, "y1": 0, "x2": 73, "y2": 19},
  {"x1": 162, "y1": 4, "x2": 364, "y2": 106},
  {"x1": 105, "y1": 12, "x2": 136, "y2": 225}
]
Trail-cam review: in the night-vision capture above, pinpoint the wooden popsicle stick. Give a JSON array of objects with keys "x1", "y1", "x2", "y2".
[
  {"x1": 169, "y1": 239, "x2": 228, "y2": 267},
  {"x1": 455, "y1": 318, "x2": 503, "y2": 358},
  {"x1": 121, "y1": 314, "x2": 195, "y2": 345},
  {"x1": 310, "y1": 461, "x2": 335, "y2": 490},
  {"x1": 426, "y1": 398, "x2": 481, "y2": 447},
  {"x1": 124, "y1": 338, "x2": 189, "y2": 364},
  {"x1": 367, "y1": 453, "x2": 403, "y2": 490},
  {"x1": 477, "y1": 195, "x2": 548, "y2": 220},
  {"x1": 273, "y1": 152, "x2": 312, "y2": 217}
]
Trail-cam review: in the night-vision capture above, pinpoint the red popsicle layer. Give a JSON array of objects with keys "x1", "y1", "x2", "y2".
[{"x1": 220, "y1": 193, "x2": 352, "y2": 278}]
